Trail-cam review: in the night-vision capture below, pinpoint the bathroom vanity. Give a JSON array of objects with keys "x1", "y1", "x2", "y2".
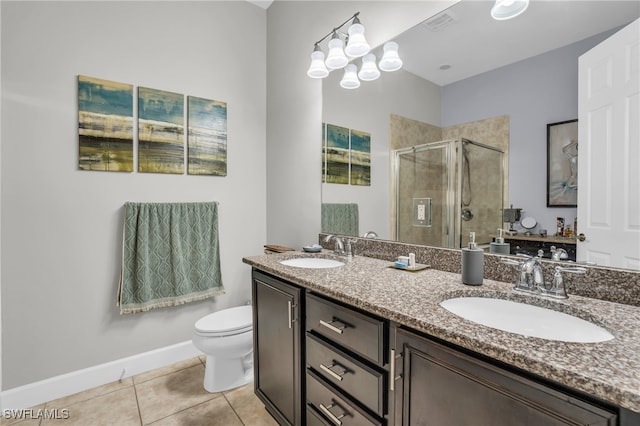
[{"x1": 244, "y1": 251, "x2": 640, "y2": 426}]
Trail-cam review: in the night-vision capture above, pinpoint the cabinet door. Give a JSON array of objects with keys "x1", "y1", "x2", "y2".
[
  {"x1": 393, "y1": 327, "x2": 617, "y2": 426},
  {"x1": 253, "y1": 270, "x2": 303, "y2": 426}
]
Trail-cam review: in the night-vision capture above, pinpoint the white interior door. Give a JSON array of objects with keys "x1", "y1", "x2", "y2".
[{"x1": 577, "y1": 19, "x2": 639, "y2": 270}]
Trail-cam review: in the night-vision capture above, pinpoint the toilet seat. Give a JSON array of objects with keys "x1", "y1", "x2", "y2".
[{"x1": 195, "y1": 305, "x2": 253, "y2": 337}]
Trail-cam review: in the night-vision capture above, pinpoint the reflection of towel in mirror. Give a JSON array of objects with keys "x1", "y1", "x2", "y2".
[
  {"x1": 321, "y1": 203, "x2": 359, "y2": 237},
  {"x1": 118, "y1": 202, "x2": 224, "y2": 314}
]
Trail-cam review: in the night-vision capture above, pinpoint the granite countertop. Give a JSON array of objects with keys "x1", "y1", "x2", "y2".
[{"x1": 243, "y1": 251, "x2": 640, "y2": 413}]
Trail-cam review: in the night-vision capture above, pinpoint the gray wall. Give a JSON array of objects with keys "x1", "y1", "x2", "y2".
[
  {"x1": 1, "y1": 1, "x2": 266, "y2": 389},
  {"x1": 441, "y1": 30, "x2": 616, "y2": 235}
]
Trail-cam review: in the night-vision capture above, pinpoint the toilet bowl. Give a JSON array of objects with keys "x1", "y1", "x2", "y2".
[{"x1": 192, "y1": 305, "x2": 254, "y2": 392}]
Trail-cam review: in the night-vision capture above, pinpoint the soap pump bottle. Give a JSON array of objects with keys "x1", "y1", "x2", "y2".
[
  {"x1": 462, "y1": 231, "x2": 484, "y2": 286},
  {"x1": 489, "y1": 228, "x2": 511, "y2": 254}
]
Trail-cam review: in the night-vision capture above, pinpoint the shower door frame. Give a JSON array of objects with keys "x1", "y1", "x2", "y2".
[{"x1": 392, "y1": 140, "x2": 459, "y2": 248}]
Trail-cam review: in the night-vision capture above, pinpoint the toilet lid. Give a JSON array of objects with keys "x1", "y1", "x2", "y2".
[{"x1": 195, "y1": 305, "x2": 253, "y2": 336}]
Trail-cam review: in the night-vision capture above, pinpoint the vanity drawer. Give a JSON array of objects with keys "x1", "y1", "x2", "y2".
[
  {"x1": 307, "y1": 370, "x2": 382, "y2": 426},
  {"x1": 307, "y1": 333, "x2": 385, "y2": 416},
  {"x1": 306, "y1": 293, "x2": 386, "y2": 366}
]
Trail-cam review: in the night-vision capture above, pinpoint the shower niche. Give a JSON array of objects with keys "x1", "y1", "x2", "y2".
[{"x1": 392, "y1": 138, "x2": 504, "y2": 249}]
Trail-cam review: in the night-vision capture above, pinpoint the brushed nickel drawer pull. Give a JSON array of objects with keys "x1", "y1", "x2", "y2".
[
  {"x1": 319, "y1": 402, "x2": 346, "y2": 426},
  {"x1": 319, "y1": 362, "x2": 347, "y2": 381},
  {"x1": 319, "y1": 318, "x2": 346, "y2": 334},
  {"x1": 288, "y1": 301, "x2": 292, "y2": 329}
]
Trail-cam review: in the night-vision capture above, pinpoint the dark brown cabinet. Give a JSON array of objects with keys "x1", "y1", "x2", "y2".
[
  {"x1": 306, "y1": 293, "x2": 389, "y2": 425},
  {"x1": 392, "y1": 326, "x2": 618, "y2": 426},
  {"x1": 252, "y1": 270, "x2": 304, "y2": 426}
]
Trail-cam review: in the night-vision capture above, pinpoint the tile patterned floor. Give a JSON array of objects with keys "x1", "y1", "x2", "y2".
[{"x1": 2, "y1": 356, "x2": 278, "y2": 426}]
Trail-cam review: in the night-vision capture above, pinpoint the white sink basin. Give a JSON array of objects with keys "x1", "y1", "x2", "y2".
[
  {"x1": 440, "y1": 297, "x2": 614, "y2": 343},
  {"x1": 279, "y1": 257, "x2": 345, "y2": 269}
]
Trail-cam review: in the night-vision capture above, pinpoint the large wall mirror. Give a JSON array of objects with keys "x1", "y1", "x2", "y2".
[{"x1": 321, "y1": 1, "x2": 639, "y2": 270}]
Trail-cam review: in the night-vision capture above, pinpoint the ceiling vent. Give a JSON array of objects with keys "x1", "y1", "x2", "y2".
[{"x1": 422, "y1": 10, "x2": 458, "y2": 31}]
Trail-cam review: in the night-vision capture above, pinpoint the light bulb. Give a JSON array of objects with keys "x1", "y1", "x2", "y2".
[
  {"x1": 491, "y1": 0, "x2": 529, "y2": 20},
  {"x1": 344, "y1": 18, "x2": 370, "y2": 58},
  {"x1": 307, "y1": 49, "x2": 329, "y2": 78},
  {"x1": 340, "y1": 64, "x2": 360, "y2": 89},
  {"x1": 378, "y1": 41, "x2": 403, "y2": 72},
  {"x1": 325, "y1": 34, "x2": 348, "y2": 70},
  {"x1": 358, "y1": 54, "x2": 380, "y2": 81}
]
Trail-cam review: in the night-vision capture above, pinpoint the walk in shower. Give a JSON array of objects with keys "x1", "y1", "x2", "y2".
[{"x1": 392, "y1": 138, "x2": 504, "y2": 249}]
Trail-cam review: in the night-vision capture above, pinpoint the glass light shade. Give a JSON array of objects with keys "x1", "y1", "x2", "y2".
[
  {"x1": 358, "y1": 54, "x2": 380, "y2": 81},
  {"x1": 344, "y1": 22, "x2": 370, "y2": 58},
  {"x1": 307, "y1": 49, "x2": 329, "y2": 78},
  {"x1": 325, "y1": 36, "x2": 348, "y2": 70},
  {"x1": 340, "y1": 64, "x2": 360, "y2": 89},
  {"x1": 491, "y1": 0, "x2": 529, "y2": 20},
  {"x1": 378, "y1": 42, "x2": 403, "y2": 72}
]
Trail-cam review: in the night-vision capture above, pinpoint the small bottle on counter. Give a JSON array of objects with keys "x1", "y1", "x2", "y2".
[
  {"x1": 462, "y1": 231, "x2": 484, "y2": 286},
  {"x1": 489, "y1": 228, "x2": 510, "y2": 254}
]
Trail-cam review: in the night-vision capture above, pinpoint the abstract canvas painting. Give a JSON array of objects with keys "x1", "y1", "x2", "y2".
[
  {"x1": 78, "y1": 76, "x2": 134, "y2": 172},
  {"x1": 325, "y1": 124, "x2": 350, "y2": 184},
  {"x1": 187, "y1": 96, "x2": 227, "y2": 176},
  {"x1": 138, "y1": 87, "x2": 184, "y2": 174},
  {"x1": 349, "y1": 129, "x2": 371, "y2": 186},
  {"x1": 547, "y1": 119, "x2": 578, "y2": 207}
]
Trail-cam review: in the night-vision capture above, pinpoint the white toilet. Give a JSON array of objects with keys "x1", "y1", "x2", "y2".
[{"x1": 192, "y1": 305, "x2": 254, "y2": 393}]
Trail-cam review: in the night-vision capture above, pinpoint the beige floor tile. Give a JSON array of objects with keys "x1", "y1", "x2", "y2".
[
  {"x1": 133, "y1": 357, "x2": 202, "y2": 385},
  {"x1": 136, "y1": 364, "x2": 219, "y2": 425},
  {"x1": 41, "y1": 386, "x2": 140, "y2": 425},
  {"x1": 224, "y1": 384, "x2": 278, "y2": 426},
  {"x1": 43, "y1": 378, "x2": 133, "y2": 410},
  {"x1": 146, "y1": 396, "x2": 242, "y2": 426}
]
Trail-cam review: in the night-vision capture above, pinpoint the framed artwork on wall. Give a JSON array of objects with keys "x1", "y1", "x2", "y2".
[
  {"x1": 547, "y1": 119, "x2": 578, "y2": 207},
  {"x1": 138, "y1": 87, "x2": 185, "y2": 174},
  {"x1": 187, "y1": 96, "x2": 228, "y2": 176},
  {"x1": 78, "y1": 76, "x2": 134, "y2": 172}
]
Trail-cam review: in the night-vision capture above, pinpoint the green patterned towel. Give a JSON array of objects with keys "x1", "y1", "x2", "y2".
[
  {"x1": 321, "y1": 203, "x2": 359, "y2": 237},
  {"x1": 118, "y1": 202, "x2": 224, "y2": 314}
]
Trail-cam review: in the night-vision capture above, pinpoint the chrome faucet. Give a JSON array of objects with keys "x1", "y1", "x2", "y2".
[
  {"x1": 363, "y1": 231, "x2": 379, "y2": 239},
  {"x1": 550, "y1": 246, "x2": 568, "y2": 261},
  {"x1": 324, "y1": 234, "x2": 345, "y2": 255},
  {"x1": 502, "y1": 250, "x2": 587, "y2": 299}
]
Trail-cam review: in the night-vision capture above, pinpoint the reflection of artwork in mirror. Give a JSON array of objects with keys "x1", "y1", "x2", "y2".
[
  {"x1": 187, "y1": 96, "x2": 228, "y2": 176},
  {"x1": 138, "y1": 87, "x2": 185, "y2": 174},
  {"x1": 349, "y1": 129, "x2": 371, "y2": 186},
  {"x1": 78, "y1": 75, "x2": 134, "y2": 172},
  {"x1": 547, "y1": 119, "x2": 578, "y2": 207},
  {"x1": 324, "y1": 123, "x2": 350, "y2": 184}
]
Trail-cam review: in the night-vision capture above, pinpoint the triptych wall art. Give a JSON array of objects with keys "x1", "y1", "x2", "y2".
[
  {"x1": 322, "y1": 123, "x2": 371, "y2": 186},
  {"x1": 78, "y1": 75, "x2": 227, "y2": 176}
]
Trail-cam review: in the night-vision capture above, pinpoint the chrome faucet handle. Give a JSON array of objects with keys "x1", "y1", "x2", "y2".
[
  {"x1": 544, "y1": 266, "x2": 587, "y2": 299},
  {"x1": 502, "y1": 257, "x2": 533, "y2": 293},
  {"x1": 345, "y1": 239, "x2": 357, "y2": 258}
]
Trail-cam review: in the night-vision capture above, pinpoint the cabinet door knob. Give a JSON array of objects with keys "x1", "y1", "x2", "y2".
[
  {"x1": 319, "y1": 401, "x2": 347, "y2": 425},
  {"x1": 319, "y1": 318, "x2": 347, "y2": 334}
]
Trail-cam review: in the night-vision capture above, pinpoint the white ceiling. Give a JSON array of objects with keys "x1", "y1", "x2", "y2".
[{"x1": 392, "y1": 0, "x2": 640, "y2": 86}]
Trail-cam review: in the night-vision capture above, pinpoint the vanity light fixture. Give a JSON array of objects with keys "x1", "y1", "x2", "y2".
[
  {"x1": 306, "y1": 12, "x2": 402, "y2": 89},
  {"x1": 491, "y1": 0, "x2": 529, "y2": 20}
]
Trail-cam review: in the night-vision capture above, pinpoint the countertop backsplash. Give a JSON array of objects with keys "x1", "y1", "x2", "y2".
[{"x1": 319, "y1": 233, "x2": 640, "y2": 307}]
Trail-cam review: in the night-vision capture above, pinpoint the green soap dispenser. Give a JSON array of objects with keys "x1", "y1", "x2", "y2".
[
  {"x1": 462, "y1": 231, "x2": 484, "y2": 286},
  {"x1": 490, "y1": 228, "x2": 511, "y2": 254}
]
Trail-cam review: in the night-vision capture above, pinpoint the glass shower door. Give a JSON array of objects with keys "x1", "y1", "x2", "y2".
[{"x1": 394, "y1": 141, "x2": 456, "y2": 248}]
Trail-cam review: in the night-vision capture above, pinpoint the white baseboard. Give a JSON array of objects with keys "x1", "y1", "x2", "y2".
[{"x1": 0, "y1": 341, "x2": 201, "y2": 410}]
